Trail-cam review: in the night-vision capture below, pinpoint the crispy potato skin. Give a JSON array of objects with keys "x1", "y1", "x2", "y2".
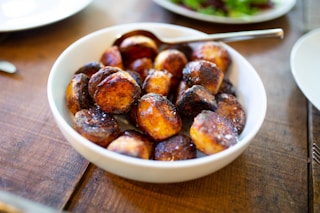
[
  {"x1": 66, "y1": 73, "x2": 93, "y2": 115},
  {"x1": 73, "y1": 106, "x2": 120, "y2": 147},
  {"x1": 182, "y1": 60, "x2": 224, "y2": 95},
  {"x1": 107, "y1": 130, "x2": 154, "y2": 159},
  {"x1": 190, "y1": 110, "x2": 238, "y2": 155},
  {"x1": 154, "y1": 134, "x2": 196, "y2": 161},
  {"x1": 192, "y1": 41, "x2": 231, "y2": 73},
  {"x1": 94, "y1": 70, "x2": 141, "y2": 114},
  {"x1": 175, "y1": 85, "x2": 217, "y2": 117},
  {"x1": 136, "y1": 93, "x2": 182, "y2": 141},
  {"x1": 119, "y1": 35, "x2": 158, "y2": 66},
  {"x1": 216, "y1": 93, "x2": 246, "y2": 135},
  {"x1": 100, "y1": 46, "x2": 123, "y2": 69},
  {"x1": 75, "y1": 61, "x2": 104, "y2": 78},
  {"x1": 142, "y1": 69, "x2": 172, "y2": 96},
  {"x1": 88, "y1": 66, "x2": 122, "y2": 98}
]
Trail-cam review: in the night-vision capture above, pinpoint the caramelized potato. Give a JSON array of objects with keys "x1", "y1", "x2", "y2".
[
  {"x1": 175, "y1": 85, "x2": 217, "y2": 117},
  {"x1": 100, "y1": 45, "x2": 123, "y2": 69},
  {"x1": 218, "y1": 78, "x2": 236, "y2": 96},
  {"x1": 107, "y1": 130, "x2": 154, "y2": 159},
  {"x1": 119, "y1": 35, "x2": 158, "y2": 66},
  {"x1": 75, "y1": 61, "x2": 104, "y2": 78},
  {"x1": 190, "y1": 110, "x2": 238, "y2": 155},
  {"x1": 216, "y1": 93, "x2": 246, "y2": 134},
  {"x1": 192, "y1": 41, "x2": 231, "y2": 73},
  {"x1": 126, "y1": 70, "x2": 143, "y2": 87},
  {"x1": 127, "y1": 57, "x2": 153, "y2": 81},
  {"x1": 74, "y1": 106, "x2": 120, "y2": 147},
  {"x1": 154, "y1": 134, "x2": 196, "y2": 161},
  {"x1": 182, "y1": 60, "x2": 224, "y2": 95},
  {"x1": 154, "y1": 49, "x2": 188, "y2": 88},
  {"x1": 174, "y1": 80, "x2": 189, "y2": 102},
  {"x1": 142, "y1": 69, "x2": 172, "y2": 96},
  {"x1": 136, "y1": 93, "x2": 182, "y2": 141},
  {"x1": 88, "y1": 66, "x2": 122, "y2": 98},
  {"x1": 93, "y1": 70, "x2": 141, "y2": 114},
  {"x1": 66, "y1": 73, "x2": 93, "y2": 115}
]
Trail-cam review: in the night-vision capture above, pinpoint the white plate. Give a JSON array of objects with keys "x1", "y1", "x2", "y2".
[
  {"x1": 0, "y1": 0, "x2": 92, "y2": 32},
  {"x1": 290, "y1": 28, "x2": 320, "y2": 110},
  {"x1": 153, "y1": 0, "x2": 296, "y2": 24}
]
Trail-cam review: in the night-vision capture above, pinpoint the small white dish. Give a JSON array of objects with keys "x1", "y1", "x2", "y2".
[
  {"x1": 0, "y1": 0, "x2": 92, "y2": 32},
  {"x1": 153, "y1": 0, "x2": 296, "y2": 24},
  {"x1": 290, "y1": 28, "x2": 320, "y2": 110},
  {"x1": 47, "y1": 23, "x2": 267, "y2": 183}
]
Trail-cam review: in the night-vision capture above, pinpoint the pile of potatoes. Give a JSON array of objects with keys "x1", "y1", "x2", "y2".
[{"x1": 65, "y1": 34, "x2": 246, "y2": 161}]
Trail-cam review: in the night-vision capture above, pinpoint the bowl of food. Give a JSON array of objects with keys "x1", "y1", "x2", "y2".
[{"x1": 47, "y1": 23, "x2": 266, "y2": 183}]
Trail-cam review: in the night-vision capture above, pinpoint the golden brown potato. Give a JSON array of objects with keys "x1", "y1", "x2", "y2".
[
  {"x1": 175, "y1": 85, "x2": 217, "y2": 117},
  {"x1": 154, "y1": 49, "x2": 188, "y2": 89},
  {"x1": 107, "y1": 130, "x2": 154, "y2": 159},
  {"x1": 93, "y1": 70, "x2": 141, "y2": 114},
  {"x1": 216, "y1": 93, "x2": 246, "y2": 135},
  {"x1": 73, "y1": 106, "x2": 121, "y2": 147},
  {"x1": 192, "y1": 41, "x2": 231, "y2": 73},
  {"x1": 127, "y1": 57, "x2": 153, "y2": 81},
  {"x1": 182, "y1": 60, "x2": 224, "y2": 95},
  {"x1": 136, "y1": 93, "x2": 182, "y2": 141},
  {"x1": 66, "y1": 73, "x2": 93, "y2": 115},
  {"x1": 142, "y1": 69, "x2": 172, "y2": 96},
  {"x1": 75, "y1": 61, "x2": 104, "y2": 78},
  {"x1": 100, "y1": 45, "x2": 123, "y2": 69},
  {"x1": 154, "y1": 134, "x2": 196, "y2": 161},
  {"x1": 190, "y1": 110, "x2": 238, "y2": 155},
  {"x1": 119, "y1": 35, "x2": 158, "y2": 67},
  {"x1": 88, "y1": 66, "x2": 122, "y2": 99}
]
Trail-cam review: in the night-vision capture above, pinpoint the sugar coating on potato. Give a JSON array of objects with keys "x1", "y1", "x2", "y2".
[
  {"x1": 136, "y1": 93, "x2": 182, "y2": 141},
  {"x1": 142, "y1": 69, "x2": 172, "y2": 96},
  {"x1": 190, "y1": 110, "x2": 238, "y2": 155}
]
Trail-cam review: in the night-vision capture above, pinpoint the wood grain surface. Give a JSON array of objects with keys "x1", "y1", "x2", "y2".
[{"x1": 0, "y1": 0, "x2": 316, "y2": 212}]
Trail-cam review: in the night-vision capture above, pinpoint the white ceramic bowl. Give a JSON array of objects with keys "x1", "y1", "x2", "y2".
[{"x1": 47, "y1": 23, "x2": 267, "y2": 183}]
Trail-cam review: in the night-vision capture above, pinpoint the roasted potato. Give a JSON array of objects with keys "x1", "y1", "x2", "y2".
[
  {"x1": 136, "y1": 93, "x2": 182, "y2": 141},
  {"x1": 192, "y1": 41, "x2": 231, "y2": 73},
  {"x1": 175, "y1": 85, "x2": 217, "y2": 117},
  {"x1": 182, "y1": 60, "x2": 224, "y2": 95},
  {"x1": 218, "y1": 78, "x2": 236, "y2": 96},
  {"x1": 119, "y1": 35, "x2": 158, "y2": 67},
  {"x1": 216, "y1": 93, "x2": 246, "y2": 134},
  {"x1": 107, "y1": 130, "x2": 154, "y2": 159},
  {"x1": 127, "y1": 57, "x2": 153, "y2": 81},
  {"x1": 190, "y1": 110, "x2": 238, "y2": 155},
  {"x1": 66, "y1": 73, "x2": 93, "y2": 115},
  {"x1": 154, "y1": 49, "x2": 188, "y2": 89},
  {"x1": 142, "y1": 69, "x2": 172, "y2": 96},
  {"x1": 154, "y1": 134, "x2": 196, "y2": 161},
  {"x1": 100, "y1": 45, "x2": 123, "y2": 69},
  {"x1": 88, "y1": 66, "x2": 122, "y2": 98},
  {"x1": 73, "y1": 106, "x2": 120, "y2": 147},
  {"x1": 93, "y1": 69, "x2": 141, "y2": 114},
  {"x1": 75, "y1": 61, "x2": 104, "y2": 78}
]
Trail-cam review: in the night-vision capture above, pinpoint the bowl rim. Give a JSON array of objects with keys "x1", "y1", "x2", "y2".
[{"x1": 47, "y1": 22, "x2": 267, "y2": 170}]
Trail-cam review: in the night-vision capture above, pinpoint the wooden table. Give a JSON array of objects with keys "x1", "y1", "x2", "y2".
[{"x1": 0, "y1": 0, "x2": 319, "y2": 212}]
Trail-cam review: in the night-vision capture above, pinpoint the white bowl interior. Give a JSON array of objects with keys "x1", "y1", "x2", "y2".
[{"x1": 47, "y1": 23, "x2": 266, "y2": 183}]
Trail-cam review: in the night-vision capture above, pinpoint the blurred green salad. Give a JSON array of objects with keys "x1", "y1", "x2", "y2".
[{"x1": 171, "y1": 0, "x2": 274, "y2": 17}]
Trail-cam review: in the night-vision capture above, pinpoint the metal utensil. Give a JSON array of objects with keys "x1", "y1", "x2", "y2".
[
  {"x1": 113, "y1": 28, "x2": 284, "y2": 47},
  {"x1": 0, "y1": 60, "x2": 16, "y2": 74}
]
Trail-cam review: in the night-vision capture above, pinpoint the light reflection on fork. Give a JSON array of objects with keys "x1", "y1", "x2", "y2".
[{"x1": 313, "y1": 143, "x2": 320, "y2": 164}]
